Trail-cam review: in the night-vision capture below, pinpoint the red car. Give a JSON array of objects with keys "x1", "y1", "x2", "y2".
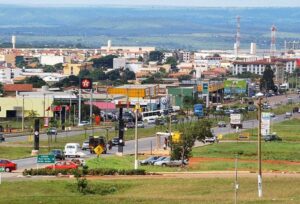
[
  {"x1": 0, "y1": 159, "x2": 17, "y2": 172},
  {"x1": 45, "y1": 161, "x2": 78, "y2": 170}
]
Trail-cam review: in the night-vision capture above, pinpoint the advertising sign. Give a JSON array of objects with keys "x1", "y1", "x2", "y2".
[
  {"x1": 224, "y1": 79, "x2": 247, "y2": 94},
  {"x1": 202, "y1": 83, "x2": 209, "y2": 94},
  {"x1": 80, "y1": 78, "x2": 93, "y2": 89},
  {"x1": 194, "y1": 104, "x2": 204, "y2": 117},
  {"x1": 261, "y1": 112, "x2": 271, "y2": 135}
]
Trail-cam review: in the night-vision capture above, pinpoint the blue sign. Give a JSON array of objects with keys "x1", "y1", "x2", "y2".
[
  {"x1": 203, "y1": 83, "x2": 209, "y2": 94},
  {"x1": 194, "y1": 104, "x2": 204, "y2": 117}
]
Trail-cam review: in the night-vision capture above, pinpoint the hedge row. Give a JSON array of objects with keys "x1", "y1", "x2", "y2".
[{"x1": 23, "y1": 168, "x2": 146, "y2": 176}]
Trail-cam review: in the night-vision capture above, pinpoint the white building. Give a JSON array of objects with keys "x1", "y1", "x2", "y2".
[
  {"x1": 231, "y1": 58, "x2": 297, "y2": 76},
  {"x1": 113, "y1": 58, "x2": 126, "y2": 69},
  {"x1": 40, "y1": 55, "x2": 64, "y2": 66},
  {"x1": 0, "y1": 67, "x2": 22, "y2": 83}
]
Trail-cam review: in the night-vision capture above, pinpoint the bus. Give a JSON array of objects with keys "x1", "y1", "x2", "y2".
[{"x1": 141, "y1": 110, "x2": 163, "y2": 122}]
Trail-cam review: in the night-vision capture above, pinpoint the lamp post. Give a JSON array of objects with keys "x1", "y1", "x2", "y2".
[
  {"x1": 257, "y1": 94, "x2": 263, "y2": 198},
  {"x1": 22, "y1": 95, "x2": 24, "y2": 132}
]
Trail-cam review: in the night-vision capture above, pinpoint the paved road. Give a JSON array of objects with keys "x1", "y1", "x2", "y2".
[{"x1": 2, "y1": 93, "x2": 299, "y2": 179}]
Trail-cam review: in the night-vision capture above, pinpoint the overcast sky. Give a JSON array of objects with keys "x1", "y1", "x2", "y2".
[{"x1": 0, "y1": 0, "x2": 300, "y2": 7}]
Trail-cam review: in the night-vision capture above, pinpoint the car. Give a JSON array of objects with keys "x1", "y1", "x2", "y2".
[
  {"x1": 147, "y1": 118, "x2": 156, "y2": 124},
  {"x1": 137, "y1": 121, "x2": 145, "y2": 128},
  {"x1": 202, "y1": 136, "x2": 218, "y2": 143},
  {"x1": 269, "y1": 112, "x2": 275, "y2": 117},
  {"x1": 0, "y1": 134, "x2": 5, "y2": 142},
  {"x1": 285, "y1": 112, "x2": 292, "y2": 118},
  {"x1": 50, "y1": 149, "x2": 65, "y2": 160},
  {"x1": 155, "y1": 118, "x2": 165, "y2": 126},
  {"x1": 263, "y1": 133, "x2": 282, "y2": 142},
  {"x1": 126, "y1": 122, "x2": 135, "y2": 128},
  {"x1": 111, "y1": 137, "x2": 125, "y2": 146},
  {"x1": 171, "y1": 116, "x2": 179, "y2": 124},
  {"x1": 0, "y1": 159, "x2": 17, "y2": 172},
  {"x1": 139, "y1": 156, "x2": 161, "y2": 165},
  {"x1": 47, "y1": 127, "x2": 57, "y2": 135},
  {"x1": 78, "y1": 121, "x2": 90, "y2": 127},
  {"x1": 153, "y1": 157, "x2": 188, "y2": 167},
  {"x1": 82, "y1": 140, "x2": 90, "y2": 150},
  {"x1": 70, "y1": 158, "x2": 86, "y2": 167},
  {"x1": 149, "y1": 156, "x2": 167, "y2": 165},
  {"x1": 45, "y1": 161, "x2": 78, "y2": 170},
  {"x1": 217, "y1": 121, "x2": 226, "y2": 128}
]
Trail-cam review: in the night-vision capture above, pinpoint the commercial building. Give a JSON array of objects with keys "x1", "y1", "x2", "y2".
[{"x1": 63, "y1": 62, "x2": 93, "y2": 76}]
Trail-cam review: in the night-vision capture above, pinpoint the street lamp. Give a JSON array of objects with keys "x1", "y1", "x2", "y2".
[{"x1": 256, "y1": 92, "x2": 264, "y2": 198}]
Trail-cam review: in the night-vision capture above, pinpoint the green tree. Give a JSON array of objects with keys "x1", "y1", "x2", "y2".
[
  {"x1": 18, "y1": 76, "x2": 46, "y2": 88},
  {"x1": 260, "y1": 65, "x2": 276, "y2": 92},
  {"x1": 90, "y1": 55, "x2": 118, "y2": 68},
  {"x1": 171, "y1": 119, "x2": 213, "y2": 161},
  {"x1": 138, "y1": 56, "x2": 143, "y2": 62},
  {"x1": 42, "y1": 65, "x2": 56, "y2": 73},
  {"x1": 0, "y1": 82, "x2": 3, "y2": 95},
  {"x1": 149, "y1": 51, "x2": 164, "y2": 63},
  {"x1": 121, "y1": 68, "x2": 136, "y2": 82},
  {"x1": 90, "y1": 69, "x2": 107, "y2": 81},
  {"x1": 54, "y1": 63, "x2": 63, "y2": 70},
  {"x1": 178, "y1": 75, "x2": 192, "y2": 82},
  {"x1": 52, "y1": 75, "x2": 79, "y2": 88},
  {"x1": 165, "y1": 57, "x2": 177, "y2": 68},
  {"x1": 106, "y1": 69, "x2": 120, "y2": 81},
  {"x1": 78, "y1": 69, "x2": 91, "y2": 78}
]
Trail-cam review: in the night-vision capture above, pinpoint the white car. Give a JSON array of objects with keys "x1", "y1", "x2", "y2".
[
  {"x1": 64, "y1": 143, "x2": 83, "y2": 158},
  {"x1": 82, "y1": 140, "x2": 89, "y2": 150},
  {"x1": 154, "y1": 157, "x2": 187, "y2": 167},
  {"x1": 147, "y1": 118, "x2": 156, "y2": 124},
  {"x1": 78, "y1": 121, "x2": 90, "y2": 127}
]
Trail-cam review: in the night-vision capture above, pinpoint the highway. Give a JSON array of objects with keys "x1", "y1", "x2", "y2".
[{"x1": 1, "y1": 93, "x2": 299, "y2": 179}]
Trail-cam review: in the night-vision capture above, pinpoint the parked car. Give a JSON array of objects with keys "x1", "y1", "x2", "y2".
[
  {"x1": 155, "y1": 118, "x2": 165, "y2": 126},
  {"x1": 112, "y1": 137, "x2": 125, "y2": 146},
  {"x1": 263, "y1": 133, "x2": 282, "y2": 142},
  {"x1": 47, "y1": 127, "x2": 57, "y2": 135},
  {"x1": 126, "y1": 122, "x2": 135, "y2": 128},
  {"x1": 285, "y1": 112, "x2": 292, "y2": 118},
  {"x1": 0, "y1": 159, "x2": 17, "y2": 172},
  {"x1": 139, "y1": 156, "x2": 161, "y2": 165},
  {"x1": 217, "y1": 121, "x2": 226, "y2": 128},
  {"x1": 45, "y1": 161, "x2": 78, "y2": 170},
  {"x1": 153, "y1": 157, "x2": 188, "y2": 167},
  {"x1": 0, "y1": 134, "x2": 5, "y2": 142},
  {"x1": 50, "y1": 149, "x2": 65, "y2": 160},
  {"x1": 202, "y1": 136, "x2": 218, "y2": 143},
  {"x1": 149, "y1": 156, "x2": 167, "y2": 165},
  {"x1": 81, "y1": 140, "x2": 90, "y2": 150},
  {"x1": 137, "y1": 121, "x2": 145, "y2": 128}
]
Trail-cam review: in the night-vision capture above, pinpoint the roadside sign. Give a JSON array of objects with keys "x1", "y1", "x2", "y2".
[
  {"x1": 94, "y1": 145, "x2": 104, "y2": 155},
  {"x1": 37, "y1": 155, "x2": 55, "y2": 164},
  {"x1": 261, "y1": 112, "x2": 271, "y2": 135},
  {"x1": 239, "y1": 132, "x2": 250, "y2": 140},
  {"x1": 0, "y1": 167, "x2": 4, "y2": 172},
  {"x1": 203, "y1": 83, "x2": 209, "y2": 94}
]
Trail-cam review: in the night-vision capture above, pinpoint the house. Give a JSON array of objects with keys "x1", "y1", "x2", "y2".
[{"x1": 63, "y1": 62, "x2": 93, "y2": 76}]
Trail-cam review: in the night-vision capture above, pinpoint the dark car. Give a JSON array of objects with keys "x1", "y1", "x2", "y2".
[
  {"x1": 0, "y1": 159, "x2": 17, "y2": 172},
  {"x1": 112, "y1": 137, "x2": 125, "y2": 146},
  {"x1": 263, "y1": 134, "x2": 282, "y2": 142},
  {"x1": 50, "y1": 149, "x2": 65, "y2": 160},
  {"x1": 0, "y1": 134, "x2": 5, "y2": 142},
  {"x1": 140, "y1": 156, "x2": 161, "y2": 165},
  {"x1": 126, "y1": 122, "x2": 135, "y2": 128},
  {"x1": 47, "y1": 127, "x2": 57, "y2": 135},
  {"x1": 155, "y1": 118, "x2": 165, "y2": 126}
]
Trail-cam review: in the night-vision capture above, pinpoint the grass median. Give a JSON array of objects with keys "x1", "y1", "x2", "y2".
[{"x1": 1, "y1": 177, "x2": 299, "y2": 204}]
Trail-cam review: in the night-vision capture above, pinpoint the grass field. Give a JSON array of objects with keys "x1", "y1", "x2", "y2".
[
  {"x1": 224, "y1": 119, "x2": 300, "y2": 141},
  {"x1": 0, "y1": 177, "x2": 299, "y2": 204}
]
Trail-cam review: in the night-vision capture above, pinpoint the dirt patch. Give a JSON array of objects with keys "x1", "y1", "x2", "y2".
[{"x1": 189, "y1": 157, "x2": 300, "y2": 166}]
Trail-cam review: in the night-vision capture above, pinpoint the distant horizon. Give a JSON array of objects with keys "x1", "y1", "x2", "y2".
[{"x1": 0, "y1": 0, "x2": 300, "y2": 8}]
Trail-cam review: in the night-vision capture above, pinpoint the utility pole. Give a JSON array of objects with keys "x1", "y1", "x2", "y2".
[
  {"x1": 89, "y1": 89, "x2": 93, "y2": 126},
  {"x1": 43, "y1": 93, "x2": 46, "y2": 119},
  {"x1": 234, "y1": 154, "x2": 239, "y2": 204},
  {"x1": 22, "y1": 95, "x2": 24, "y2": 132},
  {"x1": 258, "y1": 97, "x2": 263, "y2": 198},
  {"x1": 78, "y1": 89, "x2": 82, "y2": 125},
  {"x1": 134, "y1": 106, "x2": 139, "y2": 170}
]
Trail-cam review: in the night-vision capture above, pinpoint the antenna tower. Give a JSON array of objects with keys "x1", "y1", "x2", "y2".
[{"x1": 270, "y1": 25, "x2": 277, "y2": 57}]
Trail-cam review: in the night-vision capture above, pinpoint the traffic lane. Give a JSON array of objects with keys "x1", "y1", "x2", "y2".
[{"x1": 4, "y1": 127, "x2": 114, "y2": 143}]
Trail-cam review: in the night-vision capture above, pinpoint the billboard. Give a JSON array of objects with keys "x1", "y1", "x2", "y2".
[
  {"x1": 194, "y1": 104, "x2": 204, "y2": 117},
  {"x1": 261, "y1": 112, "x2": 271, "y2": 135},
  {"x1": 224, "y1": 79, "x2": 247, "y2": 94}
]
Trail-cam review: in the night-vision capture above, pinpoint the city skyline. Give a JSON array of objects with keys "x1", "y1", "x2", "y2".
[{"x1": 1, "y1": 0, "x2": 300, "y2": 7}]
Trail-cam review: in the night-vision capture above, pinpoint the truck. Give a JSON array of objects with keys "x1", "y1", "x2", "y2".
[
  {"x1": 230, "y1": 113, "x2": 243, "y2": 129},
  {"x1": 89, "y1": 136, "x2": 107, "y2": 154}
]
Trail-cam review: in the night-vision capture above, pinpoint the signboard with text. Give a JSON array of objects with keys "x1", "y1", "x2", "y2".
[
  {"x1": 261, "y1": 112, "x2": 271, "y2": 135},
  {"x1": 80, "y1": 78, "x2": 93, "y2": 89},
  {"x1": 37, "y1": 155, "x2": 55, "y2": 164}
]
